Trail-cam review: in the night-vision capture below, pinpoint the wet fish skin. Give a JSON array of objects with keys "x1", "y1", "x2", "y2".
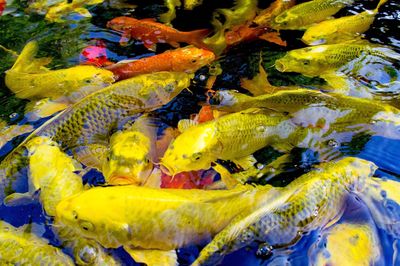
[
  {"x1": 160, "y1": 108, "x2": 301, "y2": 175},
  {"x1": 272, "y1": 0, "x2": 355, "y2": 30},
  {"x1": 193, "y1": 157, "x2": 377, "y2": 265},
  {"x1": 302, "y1": 0, "x2": 389, "y2": 45},
  {"x1": 0, "y1": 221, "x2": 74, "y2": 265},
  {"x1": 45, "y1": 0, "x2": 104, "y2": 22},
  {"x1": 0, "y1": 72, "x2": 193, "y2": 200},
  {"x1": 55, "y1": 184, "x2": 274, "y2": 250},
  {"x1": 275, "y1": 43, "x2": 400, "y2": 77},
  {"x1": 106, "y1": 47, "x2": 215, "y2": 81}
]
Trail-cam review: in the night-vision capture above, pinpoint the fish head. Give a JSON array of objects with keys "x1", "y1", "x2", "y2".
[
  {"x1": 177, "y1": 47, "x2": 216, "y2": 73},
  {"x1": 275, "y1": 48, "x2": 325, "y2": 77},
  {"x1": 160, "y1": 124, "x2": 218, "y2": 175},
  {"x1": 106, "y1": 16, "x2": 136, "y2": 31},
  {"x1": 103, "y1": 131, "x2": 153, "y2": 185},
  {"x1": 72, "y1": 238, "x2": 119, "y2": 265},
  {"x1": 75, "y1": 65, "x2": 115, "y2": 88},
  {"x1": 302, "y1": 26, "x2": 337, "y2": 46}
]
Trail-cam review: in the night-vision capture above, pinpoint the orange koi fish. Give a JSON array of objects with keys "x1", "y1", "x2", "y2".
[
  {"x1": 107, "y1": 16, "x2": 210, "y2": 51},
  {"x1": 106, "y1": 47, "x2": 215, "y2": 81},
  {"x1": 0, "y1": 0, "x2": 5, "y2": 15}
]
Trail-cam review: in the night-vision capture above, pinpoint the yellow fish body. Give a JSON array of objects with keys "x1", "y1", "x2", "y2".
[
  {"x1": 312, "y1": 222, "x2": 380, "y2": 266},
  {"x1": 161, "y1": 108, "x2": 302, "y2": 175},
  {"x1": 272, "y1": 0, "x2": 354, "y2": 30},
  {"x1": 0, "y1": 221, "x2": 74, "y2": 265},
  {"x1": 55, "y1": 184, "x2": 274, "y2": 265},
  {"x1": 275, "y1": 42, "x2": 400, "y2": 77},
  {"x1": 45, "y1": 0, "x2": 105, "y2": 22},
  {"x1": 0, "y1": 72, "x2": 192, "y2": 200},
  {"x1": 302, "y1": 0, "x2": 389, "y2": 45},
  {"x1": 5, "y1": 41, "x2": 114, "y2": 101},
  {"x1": 102, "y1": 115, "x2": 157, "y2": 185},
  {"x1": 193, "y1": 157, "x2": 377, "y2": 265},
  {"x1": 4, "y1": 136, "x2": 120, "y2": 266}
]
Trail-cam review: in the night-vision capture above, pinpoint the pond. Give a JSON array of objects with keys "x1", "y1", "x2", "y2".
[{"x1": 0, "y1": 0, "x2": 399, "y2": 265}]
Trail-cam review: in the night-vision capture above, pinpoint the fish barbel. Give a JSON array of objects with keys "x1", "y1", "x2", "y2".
[
  {"x1": 160, "y1": 108, "x2": 303, "y2": 175},
  {"x1": 275, "y1": 42, "x2": 400, "y2": 77},
  {"x1": 0, "y1": 221, "x2": 74, "y2": 265},
  {"x1": 272, "y1": 0, "x2": 355, "y2": 30},
  {"x1": 193, "y1": 157, "x2": 377, "y2": 265},
  {"x1": 302, "y1": 0, "x2": 389, "y2": 45},
  {"x1": 55, "y1": 183, "x2": 274, "y2": 264},
  {"x1": 0, "y1": 72, "x2": 193, "y2": 200}
]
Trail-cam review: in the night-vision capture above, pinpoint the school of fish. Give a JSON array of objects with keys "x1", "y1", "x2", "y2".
[{"x1": 0, "y1": 0, "x2": 399, "y2": 265}]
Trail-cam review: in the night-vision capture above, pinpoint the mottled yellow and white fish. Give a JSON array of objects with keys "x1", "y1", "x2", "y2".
[
  {"x1": 0, "y1": 220, "x2": 74, "y2": 265},
  {"x1": 0, "y1": 72, "x2": 192, "y2": 200},
  {"x1": 5, "y1": 41, "x2": 114, "y2": 118},
  {"x1": 3, "y1": 136, "x2": 120, "y2": 266},
  {"x1": 102, "y1": 115, "x2": 158, "y2": 185},
  {"x1": 275, "y1": 42, "x2": 400, "y2": 77},
  {"x1": 302, "y1": 0, "x2": 389, "y2": 45},
  {"x1": 161, "y1": 108, "x2": 305, "y2": 175},
  {"x1": 310, "y1": 222, "x2": 381, "y2": 266},
  {"x1": 56, "y1": 183, "x2": 274, "y2": 265},
  {"x1": 272, "y1": 0, "x2": 355, "y2": 30},
  {"x1": 45, "y1": 0, "x2": 104, "y2": 22},
  {"x1": 193, "y1": 157, "x2": 377, "y2": 265}
]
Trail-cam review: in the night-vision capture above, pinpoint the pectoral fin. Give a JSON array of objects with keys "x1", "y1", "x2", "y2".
[
  {"x1": 123, "y1": 247, "x2": 178, "y2": 266},
  {"x1": 25, "y1": 99, "x2": 69, "y2": 121},
  {"x1": 3, "y1": 191, "x2": 39, "y2": 207},
  {"x1": 74, "y1": 144, "x2": 108, "y2": 170},
  {"x1": 212, "y1": 163, "x2": 239, "y2": 189},
  {"x1": 232, "y1": 155, "x2": 257, "y2": 170},
  {"x1": 177, "y1": 119, "x2": 198, "y2": 132}
]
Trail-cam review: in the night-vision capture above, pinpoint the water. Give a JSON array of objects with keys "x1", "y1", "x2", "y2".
[{"x1": 0, "y1": 0, "x2": 399, "y2": 265}]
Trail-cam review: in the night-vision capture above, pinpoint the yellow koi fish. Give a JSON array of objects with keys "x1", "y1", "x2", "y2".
[
  {"x1": 311, "y1": 222, "x2": 381, "y2": 266},
  {"x1": 56, "y1": 184, "x2": 274, "y2": 265},
  {"x1": 46, "y1": 0, "x2": 105, "y2": 22},
  {"x1": 272, "y1": 0, "x2": 355, "y2": 30},
  {"x1": 5, "y1": 41, "x2": 114, "y2": 117},
  {"x1": 193, "y1": 157, "x2": 377, "y2": 265},
  {"x1": 0, "y1": 221, "x2": 74, "y2": 265},
  {"x1": 302, "y1": 0, "x2": 389, "y2": 45}
]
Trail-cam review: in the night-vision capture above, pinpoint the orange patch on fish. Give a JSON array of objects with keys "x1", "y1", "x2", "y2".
[
  {"x1": 259, "y1": 31, "x2": 287, "y2": 46},
  {"x1": 197, "y1": 106, "x2": 214, "y2": 123},
  {"x1": 225, "y1": 25, "x2": 269, "y2": 47},
  {"x1": 106, "y1": 47, "x2": 215, "y2": 81},
  {"x1": 107, "y1": 16, "x2": 211, "y2": 51}
]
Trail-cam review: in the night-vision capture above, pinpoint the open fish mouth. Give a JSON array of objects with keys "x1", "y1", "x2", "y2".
[{"x1": 274, "y1": 60, "x2": 286, "y2": 72}]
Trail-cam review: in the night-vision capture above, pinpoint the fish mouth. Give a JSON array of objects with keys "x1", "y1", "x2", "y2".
[{"x1": 274, "y1": 60, "x2": 286, "y2": 72}]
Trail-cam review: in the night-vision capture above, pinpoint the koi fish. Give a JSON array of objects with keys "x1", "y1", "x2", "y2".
[
  {"x1": 106, "y1": 47, "x2": 215, "y2": 81},
  {"x1": 107, "y1": 16, "x2": 210, "y2": 51}
]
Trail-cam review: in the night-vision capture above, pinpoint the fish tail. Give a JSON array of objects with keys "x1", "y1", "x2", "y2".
[
  {"x1": 374, "y1": 0, "x2": 388, "y2": 13},
  {"x1": 184, "y1": 28, "x2": 212, "y2": 50},
  {"x1": 10, "y1": 41, "x2": 51, "y2": 72}
]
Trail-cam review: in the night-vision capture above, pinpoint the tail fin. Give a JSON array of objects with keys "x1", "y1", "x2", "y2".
[
  {"x1": 185, "y1": 28, "x2": 212, "y2": 50},
  {"x1": 374, "y1": 0, "x2": 388, "y2": 13},
  {"x1": 11, "y1": 41, "x2": 51, "y2": 73}
]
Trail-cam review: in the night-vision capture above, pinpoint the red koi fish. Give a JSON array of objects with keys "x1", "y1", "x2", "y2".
[
  {"x1": 107, "y1": 47, "x2": 215, "y2": 81},
  {"x1": 79, "y1": 41, "x2": 114, "y2": 67},
  {"x1": 107, "y1": 16, "x2": 210, "y2": 51}
]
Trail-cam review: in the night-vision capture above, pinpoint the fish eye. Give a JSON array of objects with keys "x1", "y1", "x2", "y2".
[
  {"x1": 192, "y1": 152, "x2": 202, "y2": 161},
  {"x1": 79, "y1": 220, "x2": 95, "y2": 232},
  {"x1": 302, "y1": 60, "x2": 310, "y2": 65},
  {"x1": 191, "y1": 59, "x2": 197, "y2": 63},
  {"x1": 78, "y1": 245, "x2": 97, "y2": 264},
  {"x1": 72, "y1": 211, "x2": 78, "y2": 219},
  {"x1": 84, "y1": 79, "x2": 92, "y2": 84}
]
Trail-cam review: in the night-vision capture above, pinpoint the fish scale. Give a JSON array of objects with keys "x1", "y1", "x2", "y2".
[{"x1": 0, "y1": 72, "x2": 192, "y2": 200}]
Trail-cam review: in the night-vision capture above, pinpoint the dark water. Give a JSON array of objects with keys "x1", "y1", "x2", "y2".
[{"x1": 0, "y1": 0, "x2": 400, "y2": 265}]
